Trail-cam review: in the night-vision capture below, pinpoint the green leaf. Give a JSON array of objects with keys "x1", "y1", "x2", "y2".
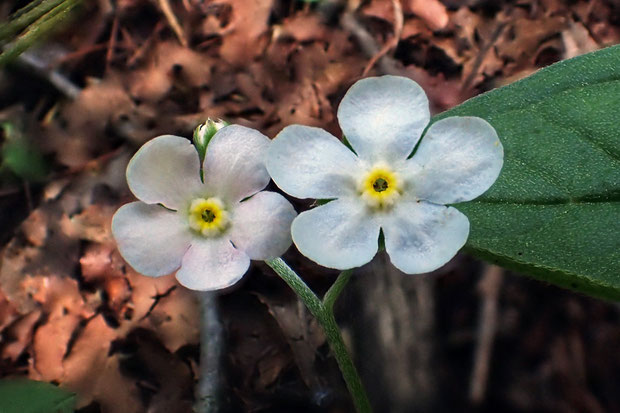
[
  {"x1": 0, "y1": 378, "x2": 76, "y2": 413},
  {"x1": 437, "y1": 44, "x2": 620, "y2": 300},
  {"x1": 1, "y1": 123, "x2": 48, "y2": 182}
]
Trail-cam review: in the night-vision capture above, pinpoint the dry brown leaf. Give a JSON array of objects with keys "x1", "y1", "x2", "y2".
[
  {"x1": 254, "y1": 291, "x2": 325, "y2": 392},
  {"x1": 91, "y1": 355, "x2": 143, "y2": 413},
  {"x1": 61, "y1": 315, "x2": 119, "y2": 408},
  {"x1": 562, "y1": 21, "x2": 599, "y2": 59},
  {"x1": 60, "y1": 204, "x2": 115, "y2": 244},
  {"x1": 123, "y1": 269, "x2": 178, "y2": 321},
  {"x1": 0, "y1": 290, "x2": 18, "y2": 332},
  {"x1": 140, "y1": 286, "x2": 199, "y2": 353},
  {"x1": 128, "y1": 41, "x2": 212, "y2": 103},
  {"x1": 80, "y1": 242, "x2": 125, "y2": 282},
  {"x1": 406, "y1": 0, "x2": 449, "y2": 31},
  {"x1": 1, "y1": 310, "x2": 41, "y2": 362},
  {"x1": 30, "y1": 313, "x2": 81, "y2": 382},
  {"x1": 219, "y1": 0, "x2": 274, "y2": 65},
  {"x1": 276, "y1": 14, "x2": 329, "y2": 43}
]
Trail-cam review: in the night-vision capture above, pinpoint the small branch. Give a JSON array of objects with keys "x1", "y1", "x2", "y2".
[
  {"x1": 157, "y1": 0, "x2": 187, "y2": 47},
  {"x1": 362, "y1": 0, "x2": 403, "y2": 77},
  {"x1": 469, "y1": 264, "x2": 504, "y2": 404},
  {"x1": 105, "y1": 11, "x2": 119, "y2": 72},
  {"x1": 340, "y1": 10, "x2": 401, "y2": 76},
  {"x1": 461, "y1": 19, "x2": 508, "y2": 93},
  {"x1": 14, "y1": 49, "x2": 82, "y2": 99},
  {"x1": 196, "y1": 291, "x2": 223, "y2": 413}
]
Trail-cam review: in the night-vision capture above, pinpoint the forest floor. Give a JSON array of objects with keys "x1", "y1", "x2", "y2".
[{"x1": 0, "y1": 0, "x2": 619, "y2": 412}]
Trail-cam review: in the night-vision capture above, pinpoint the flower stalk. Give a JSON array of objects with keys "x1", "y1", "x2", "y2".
[
  {"x1": 265, "y1": 258, "x2": 372, "y2": 413},
  {"x1": 196, "y1": 291, "x2": 223, "y2": 413}
]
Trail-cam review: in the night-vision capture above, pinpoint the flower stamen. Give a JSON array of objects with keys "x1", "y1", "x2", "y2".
[
  {"x1": 360, "y1": 165, "x2": 402, "y2": 208},
  {"x1": 188, "y1": 197, "x2": 229, "y2": 236}
]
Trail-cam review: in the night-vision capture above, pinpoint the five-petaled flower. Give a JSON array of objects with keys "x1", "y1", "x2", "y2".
[
  {"x1": 266, "y1": 75, "x2": 504, "y2": 274},
  {"x1": 112, "y1": 125, "x2": 297, "y2": 291}
]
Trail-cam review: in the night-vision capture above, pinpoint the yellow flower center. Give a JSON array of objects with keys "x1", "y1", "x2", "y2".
[
  {"x1": 188, "y1": 197, "x2": 229, "y2": 236},
  {"x1": 360, "y1": 165, "x2": 402, "y2": 208}
]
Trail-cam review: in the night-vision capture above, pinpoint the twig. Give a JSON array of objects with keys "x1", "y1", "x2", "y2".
[
  {"x1": 460, "y1": 19, "x2": 508, "y2": 93},
  {"x1": 157, "y1": 0, "x2": 187, "y2": 47},
  {"x1": 362, "y1": 0, "x2": 403, "y2": 77},
  {"x1": 469, "y1": 264, "x2": 504, "y2": 404},
  {"x1": 105, "y1": 11, "x2": 119, "y2": 72},
  {"x1": 14, "y1": 49, "x2": 81, "y2": 99},
  {"x1": 340, "y1": 10, "x2": 401, "y2": 76},
  {"x1": 196, "y1": 291, "x2": 223, "y2": 413}
]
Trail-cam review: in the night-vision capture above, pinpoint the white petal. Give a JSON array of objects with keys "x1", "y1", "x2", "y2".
[
  {"x1": 337, "y1": 76, "x2": 430, "y2": 163},
  {"x1": 404, "y1": 117, "x2": 504, "y2": 204},
  {"x1": 291, "y1": 198, "x2": 380, "y2": 270},
  {"x1": 202, "y1": 125, "x2": 271, "y2": 203},
  {"x1": 175, "y1": 238, "x2": 250, "y2": 291},
  {"x1": 112, "y1": 202, "x2": 191, "y2": 277},
  {"x1": 230, "y1": 191, "x2": 297, "y2": 260},
  {"x1": 381, "y1": 201, "x2": 469, "y2": 274},
  {"x1": 127, "y1": 135, "x2": 203, "y2": 210},
  {"x1": 266, "y1": 125, "x2": 362, "y2": 199}
]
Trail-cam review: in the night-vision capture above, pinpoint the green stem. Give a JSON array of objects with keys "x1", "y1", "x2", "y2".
[
  {"x1": 323, "y1": 269, "x2": 352, "y2": 312},
  {"x1": 265, "y1": 258, "x2": 372, "y2": 413},
  {"x1": 0, "y1": 0, "x2": 64, "y2": 42},
  {"x1": 0, "y1": 0, "x2": 82, "y2": 66}
]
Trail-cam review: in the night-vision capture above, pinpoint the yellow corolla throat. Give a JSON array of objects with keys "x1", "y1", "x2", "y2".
[
  {"x1": 359, "y1": 165, "x2": 402, "y2": 208},
  {"x1": 188, "y1": 197, "x2": 230, "y2": 236}
]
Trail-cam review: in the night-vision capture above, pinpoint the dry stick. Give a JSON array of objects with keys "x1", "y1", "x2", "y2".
[
  {"x1": 15, "y1": 50, "x2": 81, "y2": 99},
  {"x1": 469, "y1": 264, "x2": 504, "y2": 404},
  {"x1": 196, "y1": 291, "x2": 223, "y2": 413},
  {"x1": 460, "y1": 19, "x2": 508, "y2": 94},
  {"x1": 340, "y1": 11, "x2": 401, "y2": 76},
  {"x1": 157, "y1": 0, "x2": 187, "y2": 47},
  {"x1": 362, "y1": 0, "x2": 403, "y2": 77},
  {"x1": 105, "y1": 11, "x2": 119, "y2": 72}
]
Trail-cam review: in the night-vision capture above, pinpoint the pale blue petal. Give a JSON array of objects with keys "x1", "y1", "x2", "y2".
[
  {"x1": 202, "y1": 125, "x2": 271, "y2": 204},
  {"x1": 230, "y1": 191, "x2": 297, "y2": 260},
  {"x1": 127, "y1": 135, "x2": 203, "y2": 210},
  {"x1": 403, "y1": 117, "x2": 504, "y2": 204},
  {"x1": 176, "y1": 238, "x2": 250, "y2": 291},
  {"x1": 337, "y1": 76, "x2": 430, "y2": 163},
  {"x1": 112, "y1": 202, "x2": 191, "y2": 276},
  {"x1": 291, "y1": 198, "x2": 380, "y2": 270},
  {"x1": 266, "y1": 125, "x2": 362, "y2": 199},
  {"x1": 381, "y1": 201, "x2": 469, "y2": 274}
]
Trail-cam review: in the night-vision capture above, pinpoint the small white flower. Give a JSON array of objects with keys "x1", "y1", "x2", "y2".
[
  {"x1": 266, "y1": 76, "x2": 503, "y2": 274},
  {"x1": 112, "y1": 125, "x2": 297, "y2": 291}
]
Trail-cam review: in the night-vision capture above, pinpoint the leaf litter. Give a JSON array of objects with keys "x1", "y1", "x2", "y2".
[{"x1": 0, "y1": 0, "x2": 619, "y2": 411}]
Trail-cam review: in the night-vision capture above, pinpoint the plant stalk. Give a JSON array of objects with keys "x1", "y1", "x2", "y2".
[
  {"x1": 265, "y1": 258, "x2": 372, "y2": 413},
  {"x1": 196, "y1": 291, "x2": 222, "y2": 413}
]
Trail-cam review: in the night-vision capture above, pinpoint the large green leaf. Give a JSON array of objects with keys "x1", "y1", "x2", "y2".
[
  {"x1": 437, "y1": 44, "x2": 620, "y2": 300},
  {"x1": 0, "y1": 378, "x2": 76, "y2": 413}
]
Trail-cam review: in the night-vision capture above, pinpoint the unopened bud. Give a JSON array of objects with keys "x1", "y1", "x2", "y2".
[{"x1": 193, "y1": 118, "x2": 229, "y2": 162}]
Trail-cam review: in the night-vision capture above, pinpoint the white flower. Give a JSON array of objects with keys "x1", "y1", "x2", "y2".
[
  {"x1": 266, "y1": 76, "x2": 503, "y2": 274},
  {"x1": 112, "y1": 125, "x2": 297, "y2": 291}
]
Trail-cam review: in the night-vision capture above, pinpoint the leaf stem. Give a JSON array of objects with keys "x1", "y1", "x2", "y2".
[{"x1": 265, "y1": 258, "x2": 371, "y2": 413}]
